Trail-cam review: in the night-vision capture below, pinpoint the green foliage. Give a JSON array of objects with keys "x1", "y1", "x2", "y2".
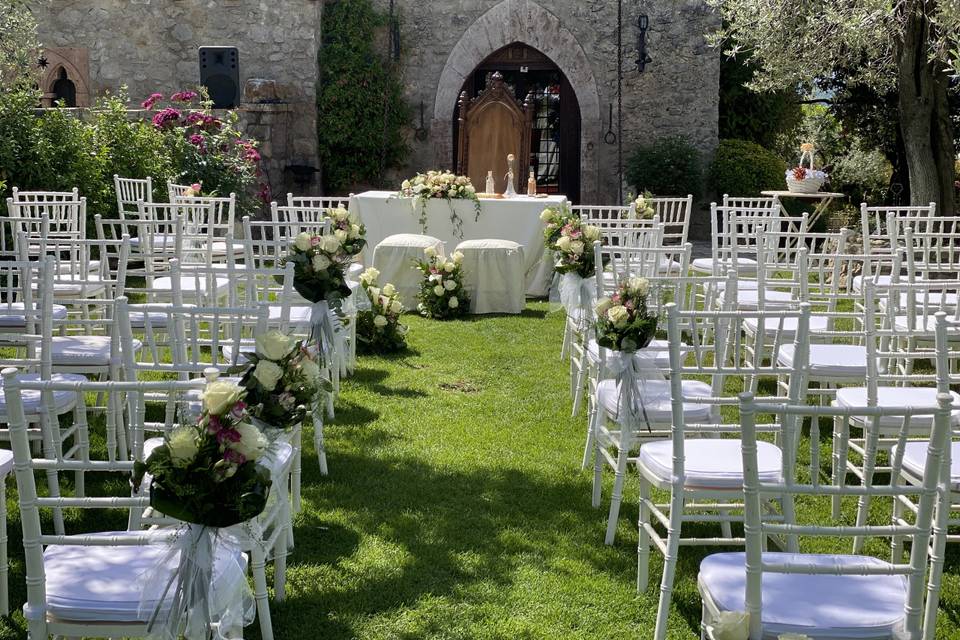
[
  {"x1": 0, "y1": 0, "x2": 40, "y2": 89},
  {"x1": 625, "y1": 136, "x2": 702, "y2": 199},
  {"x1": 317, "y1": 0, "x2": 410, "y2": 193},
  {"x1": 709, "y1": 138, "x2": 786, "y2": 197},
  {"x1": 719, "y1": 51, "x2": 802, "y2": 149}
]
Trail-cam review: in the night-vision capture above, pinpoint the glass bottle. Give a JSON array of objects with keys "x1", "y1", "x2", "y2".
[
  {"x1": 485, "y1": 170, "x2": 495, "y2": 194},
  {"x1": 527, "y1": 170, "x2": 537, "y2": 196}
]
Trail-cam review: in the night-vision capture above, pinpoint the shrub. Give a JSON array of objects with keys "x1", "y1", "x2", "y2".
[
  {"x1": 709, "y1": 139, "x2": 786, "y2": 197},
  {"x1": 625, "y1": 136, "x2": 702, "y2": 200}
]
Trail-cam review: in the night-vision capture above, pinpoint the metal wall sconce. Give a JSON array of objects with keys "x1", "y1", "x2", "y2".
[
  {"x1": 636, "y1": 13, "x2": 652, "y2": 72},
  {"x1": 388, "y1": 0, "x2": 401, "y2": 62}
]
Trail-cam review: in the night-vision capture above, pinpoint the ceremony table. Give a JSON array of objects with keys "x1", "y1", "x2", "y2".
[
  {"x1": 350, "y1": 191, "x2": 566, "y2": 297},
  {"x1": 761, "y1": 190, "x2": 845, "y2": 229}
]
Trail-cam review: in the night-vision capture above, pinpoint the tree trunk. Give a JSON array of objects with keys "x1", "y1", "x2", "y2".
[{"x1": 897, "y1": 4, "x2": 956, "y2": 214}]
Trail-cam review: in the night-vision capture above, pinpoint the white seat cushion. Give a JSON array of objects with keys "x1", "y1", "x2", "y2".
[
  {"x1": 639, "y1": 438, "x2": 782, "y2": 489},
  {"x1": 55, "y1": 260, "x2": 101, "y2": 275},
  {"x1": 690, "y1": 257, "x2": 757, "y2": 274},
  {"x1": 220, "y1": 341, "x2": 256, "y2": 363},
  {"x1": 852, "y1": 274, "x2": 893, "y2": 293},
  {"x1": 893, "y1": 314, "x2": 960, "y2": 336},
  {"x1": 378, "y1": 233, "x2": 443, "y2": 249},
  {"x1": 893, "y1": 441, "x2": 960, "y2": 489},
  {"x1": 51, "y1": 336, "x2": 142, "y2": 366},
  {"x1": 127, "y1": 303, "x2": 195, "y2": 328},
  {"x1": 153, "y1": 276, "x2": 229, "y2": 298},
  {"x1": 207, "y1": 241, "x2": 246, "y2": 256},
  {"x1": 0, "y1": 303, "x2": 67, "y2": 327},
  {"x1": 49, "y1": 274, "x2": 106, "y2": 297},
  {"x1": 719, "y1": 288, "x2": 795, "y2": 309},
  {"x1": 0, "y1": 373, "x2": 86, "y2": 417},
  {"x1": 699, "y1": 551, "x2": 907, "y2": 639},
  {"x1": 268, "y1": 304, "x2": 313, "y2": 326},
  {"x1": 895, "y1": 291, "x2": 958, "y2": 309},
  {"x1": 0, "y1": 450, "x2": 13, "y2": 476},
  {"x1": 836, "y1": 386, "x2": 960, "y2": 427},
  {"x1": 456, "y1": 238, "x2": 523, "y2": 251},
  {"x1": 597, "y1": 378, "x2": 714, "y2": 425},
  {"x1": 129, "y1": 233, "x2": 177, "y2": 250},
  {"x1": 744, "y1": 314, "x2": 830, "y2": 337},
  {"x1": 777, "y1": 344, "x2": 867, "y2": 379},
  {"x1": 37, "y1": 531, "x2": 245, "y2": 623},
  {"x1": 716, "y1": 279, "x2": 759, "y2": 292}
]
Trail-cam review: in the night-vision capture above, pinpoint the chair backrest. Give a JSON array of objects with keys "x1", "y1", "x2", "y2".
[
  {"x1": 97, "y1": 213, "x2": 184, "y2": 297},
  {"x1": 596, "y1": 217, "x2": 664, "y2": 249},
  {"x1": 174, "y1": 193, "x2": 237, "y2": 241},
  {"x1": 736, "y1": 382, "x2": 953, "y2": 640},
  {"x1": 240, "y1": 218, "x2": 297, "y2": 319},
  {"x1": 287, "y1": 194, "x2": 351, "y2": 210},
  {"x1": 271, "y1": 201, "x2": 331, "y2": 236},
  {"x1": 707, "y1": 203, "x2": 787, "y2": 273},
  {"x1": 900, "y1": 224, "x2": 960, "y2": 279},
  {"x1": 574, "y1": 205, "x2": 631, "y2": 223},
  {"x1": 0, "y1": 258, "x2": 52, "y2": 376},
  {"x1": 166, "y1": 181, "x2": 192, "y2": 202},
  {"x1": 722, "y1": 194, "x2": 781, "y2": 210},
  {"x1": 593, "y1": 242, "x2": 694, "y2": 320},
  {"x1": 9, "y1": 187, "x2": 80, "y2": 203},
  {"x1": 860, "y1": 202, "x2": 937, "y2": 254},
  {"x1": 652, "y1": 195, "x2": 693, "y2": 246},
  {"x1": 6, "y1": 197, "x2": 87, "y2": 238},
  {"x1": 114, "y1": 175, "x2": 153, "y2": 216}
]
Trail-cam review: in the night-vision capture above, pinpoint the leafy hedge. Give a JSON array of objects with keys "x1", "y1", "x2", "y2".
[
  {"x1": 708, "y1": 138, "x2": 786, "y2": 197},
  {"x1": 625, "y1": 136, "x2": 702, "y2": 199}
]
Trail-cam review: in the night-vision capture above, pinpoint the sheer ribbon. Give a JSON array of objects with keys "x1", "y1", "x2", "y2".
[
  {"x1": 705, "y1": 610, "x2": 750, "y2": 640},
  {"x1": 310, "y1": 301, "x2": 337, "y2": 368},
  {"x1": 138, "y1": 525, "x2": 253, "y2": 640},
  {"x1": 604, "y1": 349, "x2": 664, "y2": 434},
  {"x1": 549, "y1": 272, "x2": 596, "y2": 318}
]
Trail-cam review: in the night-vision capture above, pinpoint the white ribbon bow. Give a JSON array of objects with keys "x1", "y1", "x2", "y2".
[{"x1": 603, "y1": 349, "x2": 665, "y2": 433}]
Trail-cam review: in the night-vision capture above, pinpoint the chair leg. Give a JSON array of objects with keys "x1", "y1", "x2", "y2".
[
  {"x1": 604, "y1": 446, "x2": 631, "y2": 545},
  {"x1": 580, "y1": 419, "x2": 595, "y2": 472},
  {"x1": 852, "y1": 421, "x2": 879, "y2": 554},
  {"x1": 314, "y1": 413, "x2": 328, "y2": 476},
  {"x1": 718, "y1": 509, "x2": 732, "y2": 540},
  {"x1": 0, "y1": 476, "x2": 8, "y2": 615},
  {"x1": 561, "y1": 322, "x2": 571, "y2": 361},
  {"x1": 250, "y1": 546, "x2": 275, "y2": 640},
  {"x1": 291, "y1": 424, "x2": 303, "y2": 513},
  {"x1": 637, "y1": 475, "x2": 651, "y2": 592},
  {"x1": 653, "y1": 492, "x2": 685, "y2": 640},
  {"x1": 831, "y1": 416, "x2": 850, "y2": 520},
  {"x1": 591, "y1": 413, "x2": 603, "y2": 508}
]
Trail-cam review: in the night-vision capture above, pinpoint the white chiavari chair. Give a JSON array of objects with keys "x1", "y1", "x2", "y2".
[
  {"x1": 114, "y1": 175, "x2": 153, "y2": 217},
  {"x1": 690, "y1": 203, "x2": 784, "y2": 279},
  {"x1": 7, "y1": 191, "x2": 86, "y2": 238},
  {"x1": 697, "y1": 389, "x2": 951, "y2": 640},
  {"x1": 1, "y1": 371, "x2": 253, "y2": 640},
  {"x1": 287, "y1": 194, "x2": 351, "y2": 210},
  {"x1": 573, "y1": 204, "x2": 631, "y2": 223},
  {"x1": 861, "y1": 202, "x2": 936, "y2": 253},
  {"x1": 722, "y1": 193, "x2": 780, "y2": 210},
  {"x1": 651, "y1": 194, "x2": 693, "y2": 246},
  {"x1": 175, "y1": 193, "x2": 243, "y2": 259},
  {"x1": 166, "y1": 181, "x2": 192, "y2": 201}
]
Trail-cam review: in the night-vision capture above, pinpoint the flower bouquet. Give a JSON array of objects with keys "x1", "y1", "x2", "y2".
[
  {"x1": 132, "y1": 379, "x2": 272, "y2": 528},
  {"x1": 356, "y1": 267, "x2": 409, "y2": 352},
  {"x1": 540, "y1": 203, "x2": 578, "y2": 249},
  {"x1": 398, "y1": 170, "x2": 481, "y2": 238},
  {"x1": 229, "y1": 330, "x2": 330, "y2": 429},
  {"x1": 626, "y1": 190, "x2": 655, "y2": 219},
  {"x1": 786, "y1": 143, "x2": 828, "y2": 193},
  {"x1": 413, "y1": 247, "x2": 469, "y2": 319},
  {"x1": 594, "y1": 277, "x2": 658, "y2": 352},
  {"x1": 323, "y1": 205, "x2": 367, "y2": 258},
  {"x1": 284, "y1": 231, "x2": 354, "y2": 305},
  {"x1": 551, "y1": 217, "x2": 601, "y2": 278}
]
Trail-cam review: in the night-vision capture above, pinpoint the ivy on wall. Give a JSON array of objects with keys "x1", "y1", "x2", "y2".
[{"x1": 317, "y1": 0, "x2": 410, "y2": 194}]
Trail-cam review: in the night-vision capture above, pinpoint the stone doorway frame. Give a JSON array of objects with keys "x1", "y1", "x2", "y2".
[{"x1": 431, "y1": 0, "x2": 601, "y2": 203}]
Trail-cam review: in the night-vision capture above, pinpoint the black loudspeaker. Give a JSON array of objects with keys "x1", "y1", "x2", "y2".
[{"x1": 199, "y1": 46, "x2": 240, "y2": 108}]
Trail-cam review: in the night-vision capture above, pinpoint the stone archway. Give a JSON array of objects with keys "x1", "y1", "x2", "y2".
[
  {"x1": 39, "y1": 48, "x2": 91, "y2": 108},
  {"x1": 432, "y1": 0, "x2": 601, "y2": 203}
]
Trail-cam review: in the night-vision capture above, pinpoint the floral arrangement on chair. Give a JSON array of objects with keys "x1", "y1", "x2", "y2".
[
  {"x1": 132, "y1": 379, "x2": 272, "y2": 528},
  {"x1": 285, "y1": 231, "x2": 354, "y2": 305},
  {"x1": 230, "y1": 330, "x2": 329, "y2": 429},
  {"x1": 322, "y1": 205, "x2": 367, "y2": 258},
  {"x1": 356, "y1": 267, "x2": 409, "y2": 352},
  {"x1": 183, "y1": 182, "x2": 203, "y2": 197},
  {"x1": 140, "y1": 89, "x2": 269, "y2": 213},
  {"x1": 549, "y1": 216, "x2": 601, "y2": 278},
  {"x1": 785, "y1": 143, "x2": 828, "y2": 193},
  {"x1": 540, "y1": 203, "x2": 578, "y2": 248},
  {"x1": 625, "y1": 190, "x2": 656, "y2": 219},
  {"x1": 594, "y1": 277, "x2": 658, "y2": 352},
  {"x1": 413, "y1": 247, "x2": 469, "y2": 319},
  {"x1": 399, "y1": 170, "x2": 480, "y2": 239}
]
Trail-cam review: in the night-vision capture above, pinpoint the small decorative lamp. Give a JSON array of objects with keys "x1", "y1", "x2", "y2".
[{"x1": 636, "y1": 13, "x2": 653, "y2": 72}]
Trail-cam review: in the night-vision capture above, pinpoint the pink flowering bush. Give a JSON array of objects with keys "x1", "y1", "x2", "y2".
[{"x1": 141, "y1": 90, "x2": 268, "y2": 214}]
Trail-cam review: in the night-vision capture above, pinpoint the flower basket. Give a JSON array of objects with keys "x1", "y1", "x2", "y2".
[{"x1": 785, "y1": 176, "x2": 824, "y2": 194}]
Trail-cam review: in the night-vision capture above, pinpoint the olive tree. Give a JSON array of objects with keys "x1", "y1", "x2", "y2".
[
  {"x1": 0, "y1": 0, "x2": 40, "y2": 90},
  {"x1": 709, "y1": 0, "x2": 960, "y2": 213}
]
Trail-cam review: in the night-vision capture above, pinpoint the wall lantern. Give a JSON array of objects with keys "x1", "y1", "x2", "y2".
[{"x1": 636, "y1": 13, "x2": 652, "y2": 72}]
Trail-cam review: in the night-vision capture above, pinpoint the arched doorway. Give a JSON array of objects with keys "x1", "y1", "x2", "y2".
[{"x1": 454, "y1": 43, "x2": 581, "y2": 202}]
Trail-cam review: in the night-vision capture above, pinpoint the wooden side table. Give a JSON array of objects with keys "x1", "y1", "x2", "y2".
[{"x1": 761, "y1": 190, "x2": 845, "y2": 228}]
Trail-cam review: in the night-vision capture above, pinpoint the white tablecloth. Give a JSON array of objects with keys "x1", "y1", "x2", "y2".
[{"x1": 350, "y1": 191, "x2": 566, "y2": 297}]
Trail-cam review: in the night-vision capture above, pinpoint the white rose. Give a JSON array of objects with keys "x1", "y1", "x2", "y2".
[
  {"x1": 556, "y1": 236, "x2": 572, "y2": 252},
  {"x1": 360, "y1": 267, "x2": 379, "y2": 284},
  {"x1": 443, "y1": 261, "x2": 455, "y2": 273},
  {"x1": 379, "y1": 295, "x2": 391, "y2": 308},
  {"x1": 333, "y1": 206, "x2": 349, "y2": 221},
  {"x1": 448, "y1": 296, "x2": 459, "y2": 309},
  {"x1": 607, "y1": 305, "x2": 630, "y2": 329},
  {"x1": 299, "y1": 356, "x2": 320, "y2": 381},
  {"x1": 255, "y1": 329, "x2": 295, "y2": 361},
  {"x1": 334, "y1": 229, "x2": 348, "y2": 243},
  {"x1": 584, "y1": 225, "x2": 601, "y2": 241},
  {"x1": 628, "y1": 276, "x2": 650, "y2": 296},
  {"x1": 540, "y1": 208, "x2": 553, "y2": 222},
  {"x1": 367, "y1": 286, "x2": 381, "y2": 299},
  {"x1": 373, "y1": 315, "x2": 388, "y2": 328},
  {"x1": 569, "y1": 240, "x2": 584, "y2": 255},
  {"x1": 397, "y1": 324, "x2": 408, "y2": 335},
  {"x1": 382, "y1": 283, "x2": 396, "y2": 297},
  {"x1": 595, "y1": 296, "x2": 613, "y2": 316},
  {"x1": 294, "y1": 232, "x2": 312, "y2": 252},
  {"x1": 203, "y1": 380, "x2": 243, "y2": 415},
  {"x1": 167, "y1": 427, "x2": 199, "y2": 467},
  {"x1": 232, "y1": 421, "x2": 268, "y2": 461},
  {"x1": 349, "y1": 224, "x2": 361, "y2": 239},
  {"x1": 312, "y1": 254, "x2": 331, "y2": 271},
  {"x1": 443, "y1": 279, "x2": 457, "y2": 291},
  {"x1": 322, "y1": 235, "x2": 341, "y2": 253},
  {"x1": 424, "y1": 246, "x2": 438, "y2": 259},
  {"x1": 253, "y1": 360, "x2": 284, "y2": 391},
  {"x1": 401, "y1": 179, "x2": 411, "y2": 190},
  {"x1": 451, "y1": 251, "x2": 464, "y2": 264},
  {"x1": 433, "y1": 285, "x2": 444, "y2": 297},
  {"x1": 390, "y1": 300, "x2": 403, "y2": 314}
]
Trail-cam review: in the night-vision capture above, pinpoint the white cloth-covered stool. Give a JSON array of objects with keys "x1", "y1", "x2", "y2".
[
  {"x1": 454, "y1": 239, "x2": 525, "y2": 315},
  {"x1": 372, "y1": 233, "x2": 444, "y2": 308}
]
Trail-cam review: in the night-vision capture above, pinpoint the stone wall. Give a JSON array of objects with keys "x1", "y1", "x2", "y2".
[
  {"x1": 30, "y1": 0, "x2": 322, "y2": 197},
  {"x1": 374, "y1": 0, "x2": 720, "y2": 206}
]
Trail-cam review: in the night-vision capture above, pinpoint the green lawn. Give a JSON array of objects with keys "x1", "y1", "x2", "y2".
[{"x1": 0, "y1": 302, "x2": 958, "y2": 638}]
